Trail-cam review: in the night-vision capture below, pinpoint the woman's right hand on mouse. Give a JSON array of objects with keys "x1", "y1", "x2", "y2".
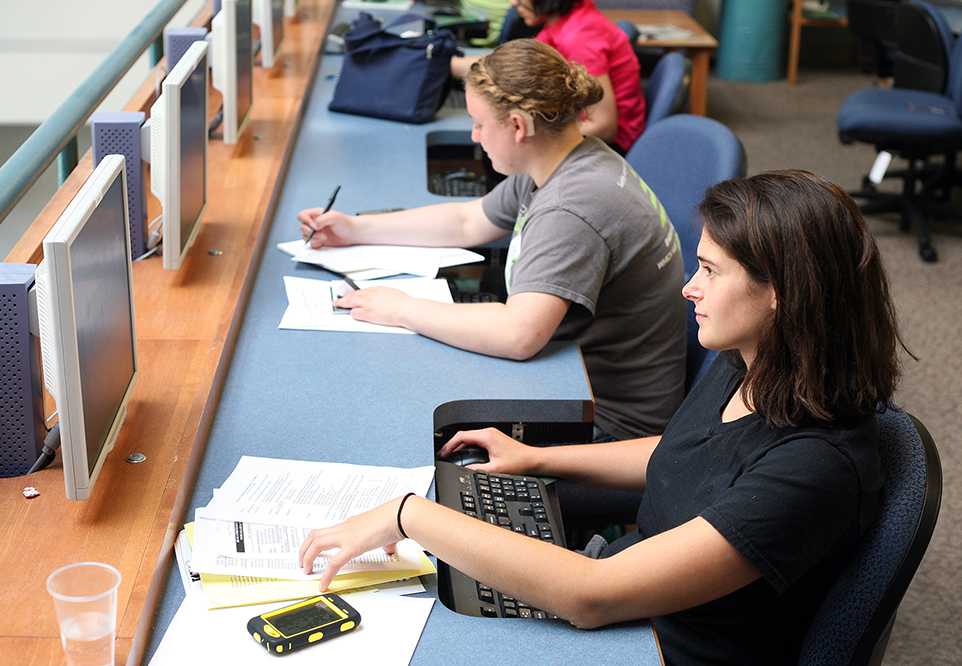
[
  {"x1": 439, "y1": 427, "x2": 539, "y2": 475},
  {"x1": 297, "y1": 208, "x2": 357, "y2": 249}
]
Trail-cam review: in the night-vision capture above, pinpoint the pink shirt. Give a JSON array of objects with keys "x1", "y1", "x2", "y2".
[{"x1": 537, "y1": 0, "x2": 646, "y2": 151}]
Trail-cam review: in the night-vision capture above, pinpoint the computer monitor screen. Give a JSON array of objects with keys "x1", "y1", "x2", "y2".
[
  {"x1": 211, "y1": 0, "x2": 254, "y2": 145},
  {"x1": 36, "y1": 154, "x2": 137, "y2": 500},
  {"x1": 253, "y1": 0, "x2": 284, "y2": 67},
  {"x1": 236, "y1": 0, "x2": 254, "y2": 133},
  {"x1": 149, "y1": 39, "x2": 208, "y2": 270},
  {"x1": 271, "y1": 0, "x2": 284, "y2": 60},
  {"x1": 179, "y1": 45, "x2": 207, "y2": 259}
]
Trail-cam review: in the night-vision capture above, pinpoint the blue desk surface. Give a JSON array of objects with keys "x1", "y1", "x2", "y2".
[{"x1": 147, "y1": 45, "x2": 660, "y2": 665}]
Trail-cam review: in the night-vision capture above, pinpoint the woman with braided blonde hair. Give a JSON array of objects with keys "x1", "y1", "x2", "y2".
[{"x1": 299, "y1": 39, "x2": 686, "y2": 442}]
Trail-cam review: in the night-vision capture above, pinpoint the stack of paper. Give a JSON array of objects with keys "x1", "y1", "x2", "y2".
[
  {"x1": 185, "y1": 456, "x2": 437, "y2": 609},
  {"x1": 277, "y1": 240, "x2": 484, "y2": 280},
  {"x1": 278, "y1": 275, "x2": 454, "y2": 334}
]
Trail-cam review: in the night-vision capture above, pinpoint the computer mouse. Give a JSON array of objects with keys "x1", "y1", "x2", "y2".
[{"x1": 445, "y1": 446, "x2": 489, "y2": 467}]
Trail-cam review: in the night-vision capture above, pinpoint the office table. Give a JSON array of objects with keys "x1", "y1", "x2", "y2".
[
  {"x1": 601, "y1": 9, "x2": 718, "y2": 117},
  {"x1": 145, "y1": 42, "x2": 661, "y2": 666}
]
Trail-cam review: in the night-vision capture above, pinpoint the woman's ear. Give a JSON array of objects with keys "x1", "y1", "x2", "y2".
[{"x1": 508, "y1": 110, "x2": 536, "y2": 142}]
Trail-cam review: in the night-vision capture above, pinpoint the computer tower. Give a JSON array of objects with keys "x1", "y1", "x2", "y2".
[
  {"x1": 91, "y1": 111, "x2": 148, "y2": 259},
  {"x1": 0, "y1": 264, "x2": 45, "y2": 477},
  {"x1": 165, "y1": 27, "x2": 208, "y2": 71}
]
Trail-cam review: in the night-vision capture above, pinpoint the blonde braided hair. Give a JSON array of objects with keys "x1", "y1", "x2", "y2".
[{"x1": 466, "y1": 39, "x2": 603, "y2": 134}]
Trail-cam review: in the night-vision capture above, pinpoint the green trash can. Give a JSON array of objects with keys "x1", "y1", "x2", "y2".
[{"x1": 715, "y1": 0, "x2": 788, "y2": 82}]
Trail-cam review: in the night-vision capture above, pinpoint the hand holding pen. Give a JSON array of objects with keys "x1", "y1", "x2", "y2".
[{"x1": 303, "y1": 184, "x2": 341, "y2": 247}]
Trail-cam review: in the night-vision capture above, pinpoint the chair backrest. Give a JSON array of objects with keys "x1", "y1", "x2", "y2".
[
  {"x1": 497, "y1": 6, "x2": 540, "y2": 44},
  {"x1": 645, "y1": 52, "x2": 686, "y2": 126},
  {"x1": 625, "y1": 114, "x2": 745, "y2": 278},
  {"x1": 799, "y1": 409, "x2": 942, "y2": 666},
  {"x1": 846, "y1": 0, "x2": 900, "y2": 77},
  {"x1": 624, "y1": 114, "x2": 744, "y2": 389},
  {"x1": 893, "y1": 1, "x2": 952, "y2": 92}
]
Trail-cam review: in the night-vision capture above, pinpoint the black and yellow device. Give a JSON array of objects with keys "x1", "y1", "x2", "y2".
[{"x1": 247, "y1": 593, "x2": 361, "y2": 656}]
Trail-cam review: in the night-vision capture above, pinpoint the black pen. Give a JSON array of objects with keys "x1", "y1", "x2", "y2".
[{"x1": 304, "y1": 184, "x2": 341, "y2": 247}]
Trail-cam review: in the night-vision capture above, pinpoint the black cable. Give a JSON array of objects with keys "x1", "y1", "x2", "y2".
[{"x1": 28, "y1": 423, "x2": 61, "y2": 474}]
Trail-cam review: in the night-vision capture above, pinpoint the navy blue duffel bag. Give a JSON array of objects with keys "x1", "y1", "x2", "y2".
[{"x1": 329, "y1": 13, "x2": 462, "y2": 124}]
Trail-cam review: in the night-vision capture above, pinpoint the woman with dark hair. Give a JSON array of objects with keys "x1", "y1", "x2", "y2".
[
  {"x1": 299, "y1": 170, "x2": 908, "y2": 665},
  {"x1": 452, "y1": 0, "x2": 645, "y2": 153}
]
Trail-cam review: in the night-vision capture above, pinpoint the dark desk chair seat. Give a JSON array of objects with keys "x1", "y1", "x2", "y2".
[
  {"x1": 837, "y1": 0, "x2": 962, "y2": 262},
  {"x1": 799, "y1": 409, "x2": 942, "y2": 666}
]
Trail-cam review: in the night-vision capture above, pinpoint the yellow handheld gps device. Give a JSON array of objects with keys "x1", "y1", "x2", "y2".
[{"x1": 247, "y1": 593, "x2": 361, "y2": 656}]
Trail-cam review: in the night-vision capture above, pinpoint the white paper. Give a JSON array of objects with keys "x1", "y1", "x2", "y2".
[
  {"x1": 173, "y1": 529, "x2": 197, "y2": 597},
  {"x1": 150, "y1": 590, "x2": 435, "y2": 666},
  {"x1": 200, "y1": 456, "x2": 435, "y2": 527},
  {"x1": 277, "y1": 240, "x2": 483, "y2": 277},
  {"x1": 278, "y1": 275, "x2": 453, "y2": 334},
  {"x1": 190, "y1": 514, "x2": 428, "y2": 579}
]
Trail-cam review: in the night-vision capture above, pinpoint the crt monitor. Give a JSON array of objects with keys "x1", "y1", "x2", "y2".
[
  {"x1": 253, "y1": 0, "x2": 284, "y2": 68},
  {"x1": 211, "y1": 0, "x2": 254, "y2": 145},
  {"x1": 149, "y1": 39, "x2": 209, "y2": 271},
  {"x1": 35, "y1": 154, "x2": 138, "y2": 501}
]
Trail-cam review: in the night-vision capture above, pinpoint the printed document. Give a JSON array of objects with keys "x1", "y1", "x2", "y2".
[
  {"x1": 278, "y1": 275, "x2": 453, "y2": 334},
  {"x1": 199, "y1": 456, "x2": 435, "y2": 526},
  {"x1": 277, "y1": 240, "x2": 483, "y2": 278},
  {"x1": 191, "y1": 514, "x2": 429, "y2": 580}
]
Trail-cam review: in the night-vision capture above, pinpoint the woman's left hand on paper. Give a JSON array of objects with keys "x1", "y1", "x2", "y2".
[
  {"x1": 298, "y1": 498, "x2": 406, "y2": 591},
  {"x1": 337, "y1": 287, "x2": 413, "y2": 328}
]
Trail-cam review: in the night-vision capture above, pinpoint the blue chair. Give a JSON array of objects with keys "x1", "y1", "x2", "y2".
[
  {"x1": 799, "y1": 409, "x2": 942, "y2": 666},
  {"x1": 625, "y1": 114, "x2": 745, "y2": 389},
  {"x1": 644, "y1": 51, "x2": 687, "y2": 126},
  {"x1": 837, "y1": 0, "x2": 962, "y2": 262}
]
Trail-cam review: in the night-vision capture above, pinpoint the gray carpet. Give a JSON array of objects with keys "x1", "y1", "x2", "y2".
[{"x1": 705, "y1": 70, "x2": 962, "y2": 665}]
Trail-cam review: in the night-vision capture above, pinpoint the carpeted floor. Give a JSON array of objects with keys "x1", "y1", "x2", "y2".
[{"x1": 705, "y1": 69, "x2": 962, "y2": 665}]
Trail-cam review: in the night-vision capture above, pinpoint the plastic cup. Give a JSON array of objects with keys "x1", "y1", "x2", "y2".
[{"x1": 46, "y1": 562, "x2": 121, "y2": 666}]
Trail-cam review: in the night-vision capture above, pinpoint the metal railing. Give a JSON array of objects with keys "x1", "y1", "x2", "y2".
[{"x1": 0, "y1": 0, "x2": 191, "y2": 226}]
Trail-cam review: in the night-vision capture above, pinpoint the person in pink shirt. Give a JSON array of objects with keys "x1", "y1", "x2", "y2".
[{"x1": 453, "y1": 0, "x2": 646, "y2": 152}]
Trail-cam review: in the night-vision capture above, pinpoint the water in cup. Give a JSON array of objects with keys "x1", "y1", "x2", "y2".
[{"x1": 61, "y1": 611, "x2": 114, "y2": 666}]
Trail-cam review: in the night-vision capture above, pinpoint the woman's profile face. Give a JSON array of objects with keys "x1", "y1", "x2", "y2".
[
  {"x1": 466, "y1": 87, "x2": 524, "y2": 176},
  {"x1": 509, "y1": 0, "x2": 546, "y2": 27},
  {"x1": 682, "y1": 230, "x2": 776, "y2": 360}
]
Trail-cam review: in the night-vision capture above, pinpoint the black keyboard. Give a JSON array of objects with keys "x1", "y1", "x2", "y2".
[
  {"x1": 452, "y1": 290, "x2": 499, "y2": 304},
  {"x1": 430, "y1": 171, "x2": 487, "y2": 198},
  {"x1": 435, "y1": 460, "x2": 565, "y2": 619}
]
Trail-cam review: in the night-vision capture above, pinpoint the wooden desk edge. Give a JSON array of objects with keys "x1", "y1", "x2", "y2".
[{"x1": 1, "y1": 3, "x2": 335, "y2": 664}]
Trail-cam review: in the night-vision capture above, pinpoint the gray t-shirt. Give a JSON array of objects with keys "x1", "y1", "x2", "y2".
[{"x1": 482, "y1": 137, "x2": 686, "y2": 438}]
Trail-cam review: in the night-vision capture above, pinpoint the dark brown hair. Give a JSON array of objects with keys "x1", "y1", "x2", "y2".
[
  {"x1": 698, "y1": 170, "x2": 911, "y2": 427},
  {"x1": 466, "y1": 39, "x2": 602, "y2": 134}
]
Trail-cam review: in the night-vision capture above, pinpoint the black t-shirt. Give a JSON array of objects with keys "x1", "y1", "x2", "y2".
[{"x1": 604, "y1": 354, "x2": 883, "y2": 665}]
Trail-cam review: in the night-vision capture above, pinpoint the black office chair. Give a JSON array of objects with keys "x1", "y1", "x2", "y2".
[
  {"x1": 837, "y1": 0, "x2": 962, "y2": 262},
  {"x1": 798, "y1": 409, "x2": 942, "y2": 666},
  {"x1": 846, "y1": 0, "x2": 901, "y2": 79}
]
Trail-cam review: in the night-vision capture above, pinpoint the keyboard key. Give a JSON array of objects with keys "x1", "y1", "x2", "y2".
[
  {"x1": 497, "y1": 516, "x2": 511, "y2": 526},
  {"x1": 481, "y1": 606, "x2": 498, "y2": 618},
  {"x1": 519, "y1": 608, "x2": 532, "y2": 618},
  {"x1": 486, "y1": 514, "x2": 497, "y2": 525},
  {"x1": 479, "y1": 589, "x2": 494, "y2": 603},
  {"x1": 513, "y1": 526, "x2": 525, "y2": 534},
  {"x1": 526, "y1": 526, "x2": 539, "y2": 538},
  {"x1": 503, "y1": 607, "x2": 519, "y2": 618},
  {"x1": 534, "y1": 611, "x2": 547, "y2": 620},
  {"x1": 519, "y1": 506, "x2": 533, "y2": 516}
]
